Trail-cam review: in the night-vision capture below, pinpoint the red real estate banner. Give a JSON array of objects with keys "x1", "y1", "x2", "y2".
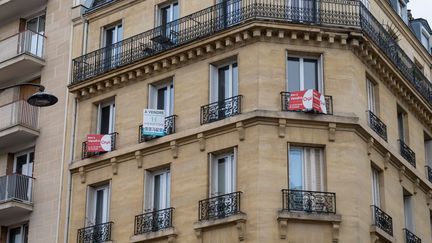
[
  {"x1": 287, "y1": 89, "x2": 327, "y2": 114},
  {"x1": 87, "y1": 134, "x2": 112, "y2": 152}
]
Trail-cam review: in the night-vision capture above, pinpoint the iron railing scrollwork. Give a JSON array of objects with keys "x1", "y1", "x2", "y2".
[
  {"x1": 399, "y1": 140, "x2": 416, "y2": 167},
  {"x1": 77, "y1": 222, "x2": 113, "y2": 243},
  {"x1": 425, "y1": 166, "x2": 432, "y2": 183},
  {"x1": 371, "y1": 205, "x2": 393, "y2": 236},
  {"x1": 198, "y1": 191, "x2": 242, "y2": 221},
  {"x1": 82, "y1": 132, "x2": 118, "y2": 159},
  {"x1": 138, "y1": 115, "x2": 177, "y2": 143},
  {"x1": 134, "y1": 207, "x2": 174, "y2": 235},
  {"x1": 282, "y1": 189, "x2": 336, "y2": 214},
  {"x1": 367, "y1": 111, "x2": 388, "y2": 141},
  {"x1": 280, "y1": 92, "x2": 333, "y2": 115},
  {"x1": 403, "y1": 228, "x2": 422, "y2": 243},
  {"x1": 200, "y1": 95, "x2": 243, "y2": 124}
]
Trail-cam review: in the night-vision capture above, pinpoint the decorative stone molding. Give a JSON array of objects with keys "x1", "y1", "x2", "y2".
[
  {"x1": 197, "y1": 133, "x2": 205, "y2": 151},
  {"x1": 110, "y1": 157, "x2": 118, "y2": 175},
  {"x1": 414, "y1": 178, "x2": 420, "y2": 195},
  {"x1": 130, "y1": 227, "x2": 177, "y2": 243},
  {"x1": 236, "y1": 220, "x2": 246, "y2": 241},
  {"x1": 367, "y1": 137, "x2": 374, "y2": 156},
  {"x1": 170, "y1": 141, "x2": 178, "y2": 159},
  {"x1": 384, "y1": 152, "x2": 391, "y2": 170},
  {"x1": 278, "y1": 119, "x2": 286, "y2": 138},
  {"x1": 427, "y1": 190, "x2": 432, "y2": 207},
  {"x1": 370, "y1": 225, "x2": 395, "y2": 243},
  {"x1": 79, "y1": 166, "x2": 86, "y2": 184},
  {"x1": 236, "y1": 122, "x2": 245, "y2": 141},
  {"x1": 135, "y1": 150, "x2": 143, "y2": 168},
  {"x1": 328, "y1": 123, "x2": 336, "y2": 142},
  {"x1": 399, "y1": 166, "x2": 406, "y2": 183},
  {"x1": 193, "y1": 213, "x2": 247, "y2": 242},
  {"x1": 332, "y1": 222, "x2": 340, "y2": 243}
]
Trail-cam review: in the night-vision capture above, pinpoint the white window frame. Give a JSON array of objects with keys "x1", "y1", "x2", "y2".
[
  {"x1": 102, "y1": 22, "x2": 123, "y2": 48},
  {"x1": 209, "y1": 60, "x2": 238, "y2": 103},
  {"x1": 209, "y1": 148, "x2": 237, "y2": 197},
  {"x1": 288, "y1": 146, "x2": 325, "y2": 191},
  {"x1": 13, "y1": 149, "x2": 34, "y2": 177},
  {"x1": 404, "y1": 193, "x2": 414, "y2": 231},
  {"x1": 371, "y1": 167, "x2": 381, "y2": 207},
  {"x1": 157, "y1": 1, "x2": 179, "y2": 26},
  {"x1": 148, "y1": 79, "x2": 174, "y2": 116},
  {"x1": 97, "y1": 99, "x2": 116, "y2": 134},
  {"x1": 144, "y1": 168, "x2": 171, "y2": 211},
  {"x1": 367, "y1": 79, "x2": 376, "y2": 113},
  {"x1": 286, "y1": 54, "x2": 324, "y2": 93},
  {"x1": 421, "y1": 27, "x2": 430, "y2": 50},
  {"x1": 86, "y1": 183, "x2": 110, "y2": 226}
]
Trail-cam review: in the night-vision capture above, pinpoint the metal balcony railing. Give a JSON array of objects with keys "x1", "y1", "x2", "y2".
[
  {"x1": 0, "y1": 100, "x2": 39, "y2": 131},
  {"x1": 367, "y1": 111, "x2": 387, "y2": 141},
  {"x1": 403, "y1": 228, "x2": 421, "y2": 243},
  {"x1": 425, "y1": 166, "x2": 432, "y2": 183},
  {"x1": 200, "y1": 95, "x2": 243, "y2": 125},
  {"x1": 77, "y1": 222, "x2": 113, "y2": 243},
  {"x1": 371, "y1": 205, "x2": 393, "y2": 236},
  {"x1": 72, "y1": 0, "x2": 432, "y2": 110},
  {"x1": 0, "y1": 30, "x2": 46, "y2": 63},
  {"x1": 0, "y1": 174, "x2": 34, "y2": 204},
  {"x1": 280, "y1": 91, "x2": 333, "y2": 115},
  {"x1": 81, "y1": 132, "x2": 117, "y2": 159},
  {"x1": 138, "y1": 115, "x2": 177, "y2": 143},
  {"x1": 198, "y1": 191, "x2": 242, "y2": 221},
  {"x1": 134, "y1": 207, "x2": 174, "y2": 235},
  {"x1": 399, "y1": 140, "x2": 416, "y2": 167},
  {"x1": 282, "y1": 189, "x2": 336, "y2": 214}
]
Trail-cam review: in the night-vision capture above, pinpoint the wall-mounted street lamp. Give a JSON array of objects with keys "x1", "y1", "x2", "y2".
[{"x1": 0, "y1": 83, "x2": 58, "y2": 107}]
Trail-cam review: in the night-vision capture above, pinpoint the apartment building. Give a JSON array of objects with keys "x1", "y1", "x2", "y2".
[
  {"x1": 60, "y1": 0, "x2": 432, "y2": 242},
  {"x1": 0, "y1": 0, "x2": 71, "y2": 242}
]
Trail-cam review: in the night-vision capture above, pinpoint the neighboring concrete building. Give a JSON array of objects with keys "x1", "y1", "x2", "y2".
[
  {"x1": 60, "y1": 0, "x2": 432, "y2": 243},
  {"x1": 0, "y1": 0, "x2": 72, "y2": 242}
]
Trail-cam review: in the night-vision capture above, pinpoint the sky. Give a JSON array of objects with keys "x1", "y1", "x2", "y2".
[{"x1": 408, "y1": 0, "x2": 432, "y2": 25}]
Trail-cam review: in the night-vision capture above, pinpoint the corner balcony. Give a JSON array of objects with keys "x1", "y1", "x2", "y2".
[
  {"x1": 0, "y1": 174, "x2": 34, "y2": 225},
  {"x1": 367, "y1": 111, "x2": 387, "y2": 141},
  {"x1": 403, "y1": 228, "x2": 421, "y2": 243},
  {"x1": 0, "y1": 0, "x2": 46, "y2": 22},
  {"x1": 370, "y1": 205, "x2": 393, "y2": 242},
  {"x1": 0, "y1": 100, "x2": 39, "y2": 150},
  {"x1": 0, "y1": 30, "x2": 46, "y2": 84},
  {"x1": 399, "y1": 140, "x2": 416, "y2": 168}
]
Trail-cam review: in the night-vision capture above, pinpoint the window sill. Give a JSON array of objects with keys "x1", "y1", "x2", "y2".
[
  {"x1": 193, "y1": 213, "x2": 247, "y2": 241},
  {"x1": 370, "y1": 225, "x2": 394, "y2": 243},
  {"x1": 130, "y1": 227, "x2": 176, "y2": 243},
  {"x1": 277, "y1": 211, "x2": 342, "y2": 241}
]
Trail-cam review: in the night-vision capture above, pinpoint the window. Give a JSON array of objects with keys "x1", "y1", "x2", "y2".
[
  {"x1": 144, "y1": 168, "x2": 171, "y2": 210},
  {"x1": 371, "y1": 167, "x2": 381, "y2": 207},
  {"x1": 425, "y1": 133, "x2": 432, "y2": 167},
  {"x1": 421, "y1": 30, "x2": 430, "y2": 50},
  {"x1": 209, "y1": 149, "x2": 237, "y2": 197},
  {"x1": 397, "y1": 106, "x2": 407, "y2": 142},
  {"x1": 26, "y1": 14, "x2": 45, "y2": 57},
  {"x1": 148, "y1": 79, "x2": 174, "y2": 116},
  {"x1": 86, "y1": 184, "x2": 110, "y2": 226},
  {"x1": 288, "y1": 146, "x2": 324, "y2": 191},
  {"x1": 103, "y1": 23, "x2": 123, "y2": 67},
  {"x1": 159, "y1": 2, "x2": 179, "y2": 26},
  {"x1": 210, "y1": 61, "x2": 238, "y2": 103},
  {"x1": 367, "y1": 79, "x2": 377, "y2": 113},
  {"x1": 403, "y1": 189, "x2": 413, "y2": 231},
  {"x1": 14, "y1": 150, "x2": 34, "y2": 177},
  {"x1": 97, "y1": 99, "x2": 115, "y2": 134},
  {"x1": 7, "y1": 224, "x2": 28, "y2": 243},
  {"x1": 287, "y1": 56, "x2": 322, "y2": 92},
  {"x1": 396, "y1": 0, "x2": 407, "y2": 22}
]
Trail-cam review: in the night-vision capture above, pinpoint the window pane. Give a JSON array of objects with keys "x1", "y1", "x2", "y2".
[
  {"x1": 154, "y1": 175, "x2": 161, "y2": 209},
  {"x1": 15, "y1": 154, "x2": 27, "y2": 174},
  {"x1": 397, "y1": 112, "x2": 404, "y2": 141},
  {"x1": 157, "y1": 87, "x2": 166, "y2": 110},
  {"x1": 8, "y1": 227, "x2": 21, "y2": 243},
  {"x1": 217, "y1": 158, "x2": 226, "y2": 194},
  {"x1": 232, "y1": 63, "x2": 238, "y2": 97},
  {"x1": 288, "y1": 57, "x2": 300, "y2": 92},
  {"x1": 95, "y1": 190, "x2": 104, "y2": 224},
  {"x1": 100, "y1": 106, "x2": 111, "y2": 134},
  {"x1": 303, "y1": 59, "x2": 318, "y2": 90},
  {"x1": 173, "y1": 3, "x2": 179, "y2": 21},
  {"x1": 289, "y1": 148, "x2": 303, "y2": 190},
  {"x1": 218, "y1": 66, "x2": 229, "y2": 101}
]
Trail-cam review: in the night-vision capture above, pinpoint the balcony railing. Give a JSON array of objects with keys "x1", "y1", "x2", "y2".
[
  {"x1": 77, "y1": 222, "x2": 113, "y2": 243},
  {"x1": 200, "y1": 95, "x2": 243, "y2": 125},
  {"x1": 425, "y1": 166, "x2": 432, "y2": 183},
  {"x1": 81, "y1": 132, "x2": 117, "y2": 159},
  {"x1": 0, "y1": 100, "x2": 39, "y2": 131},
  {"x1": 0, "y1": 30, "x2": 45, "y2": 63},
  {"x1": 403, "y1": 228, "x2": 421, "y2": 243},
  {"x1": 198, "y1": 191, "x2": 242, "y2": 221},
  {"x1": 134, "y1": 207, "x2": 174, "y2": 235},
  {"x1": 399, "y1": 140, "x2": 416, "y2": 167},
  {"x1": 138, "y1": 115, "x2": 177, "y2": 143},
  {"x1": 0, "y1": 174, "x2": 34, "y2": 204},
  {"x1": 280, "y1": 92, "x2": 333, "y2": 115},
  {"x1": 282, "y1": 189, "x2": 336, "y2": 214},
  {"x1": 371, "y1": 205, "x2": 393, "y2": 236},
  {"x1": 367, "y1": 111, "x2": 387, "y2": 141}
]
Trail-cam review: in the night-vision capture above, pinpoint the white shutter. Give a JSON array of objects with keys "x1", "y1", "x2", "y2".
[
  {"x1": 209, "y1": 65, "x2": 218, "y2": 103},
  {"x1": 425, "y1": 140, "x2": 432, "y2": 166},
  {"x1": 371, "y1": 168, "x2": 380, "y2": 207},
  {"x1": 86, "y1": 186, "x2": 96, "y2": 226},
  {"x1": 232, "y1": 148, "x2": 237, "y2": 193},
  {"x1": 110, "y1": 103, "x2": 115, "y2": 133},
  {"x1": 319, "y1": 54, "x2": 324, "y2": 93},
  {"x1": 166, "y1": 170, "x2": 171, "y2": 208},
  {"x1": 96, "y1": 103, "x2": 101, "y2": 133},
  {"x1": 304, "y1": 147, "x2": 311, "y2": 190},
  {"x1": 209, "y1": 153, "x2": 217, "y2": 196},
  {"x1": 144, "y1": 170, "x2": 154, "y2": 211},
  {"x1": 148, "y1": 84, "x2": 156, "y2": 109}
]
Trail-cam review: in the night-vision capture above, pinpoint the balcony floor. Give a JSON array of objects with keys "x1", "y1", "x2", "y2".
[
  {"x1": 0, "y1": 124, "x2": 39, "y2": 150},
  {"x1": 0, "y1": 53, "x2": 45, "y2": 85},
  {"x1": 0, "y1": 200, "x2": 32, "y2": 225},
  {"x1": 0, "y1": 0, "x2": 47, "y2": 22}
]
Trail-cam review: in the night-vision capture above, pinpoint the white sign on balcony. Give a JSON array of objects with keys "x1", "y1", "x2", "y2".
[{"x1": 143, "y1": 109, "x2": 165, "y2": 137}]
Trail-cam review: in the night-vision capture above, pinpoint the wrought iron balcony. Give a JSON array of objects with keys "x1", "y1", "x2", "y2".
[
  {"x1": 134, "y1": 207, "x2": 174, "y2": 235},
  {"x1": 280, "y1": 92, "x2": 333, "y2": 115},
  {"x1": 0, "y1": 174, "x2": 34, "y2": 204},
  {"x1": 77, "y1": 222, "x2": 113, "y2": 243},
  {"x1": 399, "y1": 140, "x2": 416, "y2": 167},
  {"x1": 198, "y1": 191, "x2": 242, "y2": 221},
  {"x1": 371, "y1": 205, "x2": 393, "y2": 236},
  {"x1": 425, "y1": 166, "x2": 432, "y2": 183},
  {"x1": 200, "y1": 95, "x2": 243, "y2": 125},
  {"x1": 403, "y1": 228, "x2": 421, "y2": 243},
  {"x1": 282, "y1": 189, "x2": 336, "y2": 214},
  {"x1": 367, "y1": 111, "x2": 388, "y2": 141},
  {"x1": 138, "y1": 115, "x2": 177, "y2": 143},
  {"x1": 81, "y1": 132, "x2": 118, "y2": 159}
]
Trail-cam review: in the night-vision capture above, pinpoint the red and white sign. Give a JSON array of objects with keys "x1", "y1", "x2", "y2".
[
  {"x1": 287, "y1": 89, "x2": 327, "y2": 114},
  {"x1": 87, "y1": 134, "x2": 112, "y2": 152}
]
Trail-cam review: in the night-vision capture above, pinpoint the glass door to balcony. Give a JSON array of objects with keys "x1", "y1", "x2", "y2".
[
  {"x1": 8, "y1": 224, "x2": 28, "y2": 243},
  {"x1": 87, "y1": 185, "x2": 110, "y2": 226},
  {"x1": 13, "y1": 150, "x2": 34, "y2": 201},
  {"x1": 103, "y1": 23, "x2": 123, "y2": 69},
  {"x1": 152, "y1": 169, "x2": 170, "y2": 211},
  {"x1": 159, "y1": 2, "x2": 179, "y2": 43},
  {"x1": 26, "y1": 15, "x2": 45, "y2": 57},
  {"x1": 210, "y1": 61, "x2": 238, "y2": 121}
]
